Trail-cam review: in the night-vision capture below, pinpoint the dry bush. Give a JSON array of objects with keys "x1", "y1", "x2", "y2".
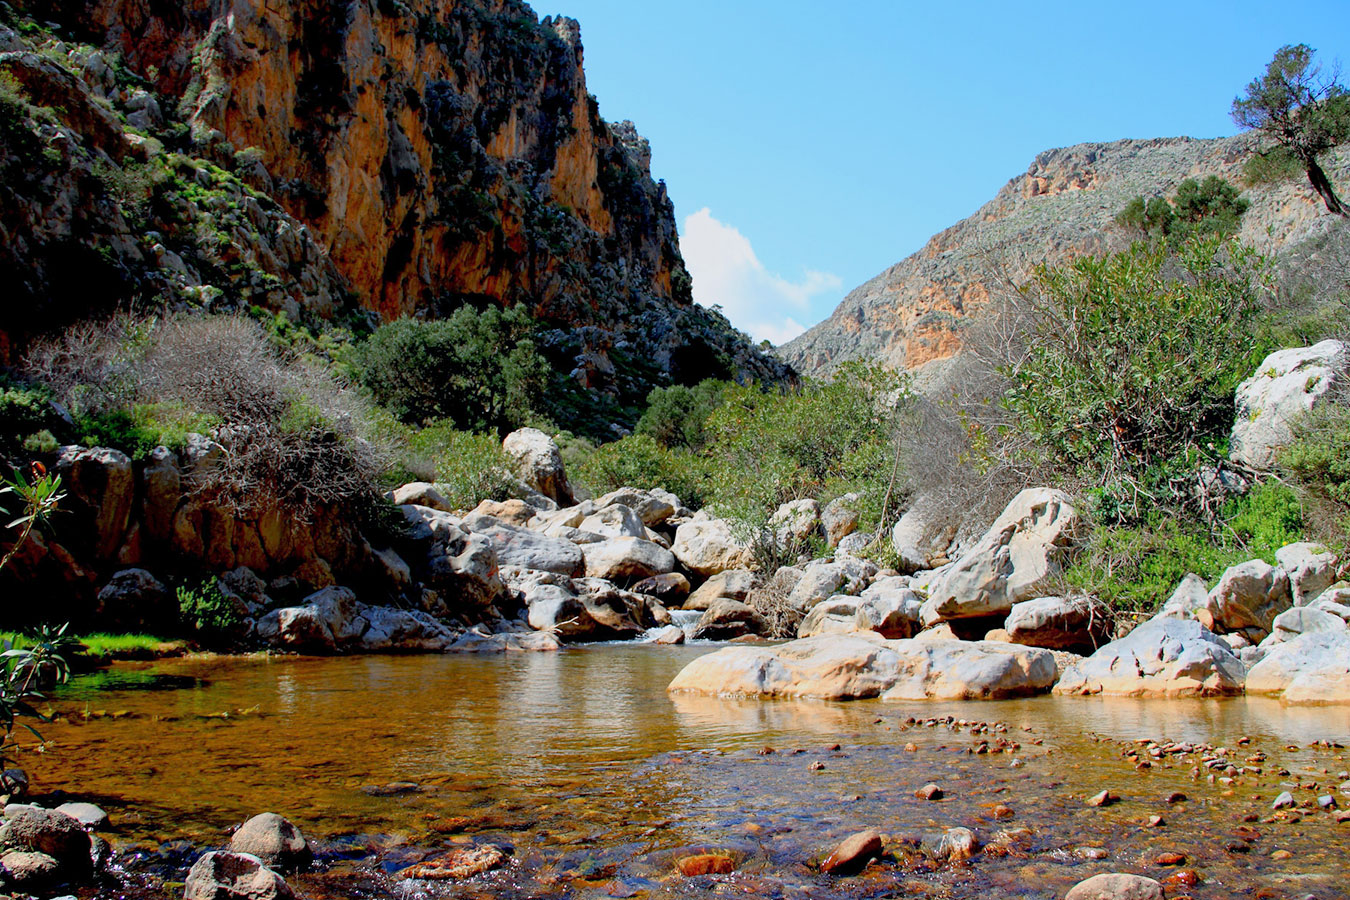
[
  {"x1": 27, "y1": 313, "x2": 387, "y2": 518},
  {"x1": 745, "y1": 567, "x2": 805, "y2": 639}
]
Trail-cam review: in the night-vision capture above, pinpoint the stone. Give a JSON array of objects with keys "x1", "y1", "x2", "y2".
[
  {"x1": 1087, "y1": 789, "x2": 1116, "y2": 807},
  {"x1": 1246, "y1": 630, "x2": 1350, "y2": 703},
  {"x1": 668, "y1": 634, "x2": 1056, "y2": 701},
  {"x1": 94, "y1": 568, "x2": 174, "y2": 630},
  {"x1": 255, "y1": 587, "x2": 366, "y2": 653},
  {"x1": 650, "y1": 625, "x2": 686, "y2": 645},
  {"x1": 854, "y1": 584, "x2": 923, "y2": 639},
  {"x1": 1207, "y1": 559, "x2": 1292, "y2": 635},
  {"x1": 1157, "y1": 573, "x2": 1213, "y2": 621},
  {"x1": 1064, "y1": 873, "x2": 1165, "y2": 900},
  {"x1": 1272, "y1": 791, "x2": 1295, "y2": 809},
  {"x1": 676, "y1": 854, "x2": 735, "y2": 877},
  {"x1": 400, "y1": 845, "x2": 507, "y2": 880},
  {"x1": 359, "y1": 607, "x2": 456, "y2": 651},
  {"x1": 581, "y1": 537, "x2": 675, "y2": 580},
  {"x1": 820, "y1": 829, "x2": 882, "y2": 874},
  {"x1": 672, "y1": 517, "x2": 752, "y2": 576},
  {"x1": 630, "y1": 572, "x2": 690, "y2": 604},
  {"x1": 470, "y1": 498, "x2": 535, "y2": 526},
  {"x1": 798, "y1": 597, "x2": 863, "y2": 638},
  {"x1": 915, "y1": 783, "x2": 942, "y2": 800},
  {"x1": 219, "y1": 567, "x2": 272, "y2": 613},
  {"x1": 0, "y1": 807, "x2": 90, "y2": 871},
  {"x1": 462, "y1": 517, "x2": 584, "y2": 578},
  {"x1": 821, "y1": 494, "x2": 861, "y2": 548},
  {"x1": 140, "y1": 446, "x2": 182, "y2": 542},
  {"x1": 503, "y1": 428, "x2": 573, "y2": 505},
  {"x1": 768, "y1": 498, "x2": 821, "y2": 545},
  {"x1": 228, "y1": 813, "x2": 310, "y2": 871},
  {"x1": 932, "y1": 827, "x2": 979, "y2": 861},
  {"x1": 0, "y1": 851, "x2": 60, "y2": 891},
  {"x1": 579, "y1": 504, "x2": 647, "y2": 539},
  {"x1": 389, "y1": 482, "x2": 454, "y2": 512},
  {"x1": 787, "y1": 558, "x2": 876, "y2": 612},
  {"x1": 686, "y1": 569, "x2": 762, "y2": 610},
  {"x1": 1054, "y1": 617, "x2": 1245, "y2": 697},
  {"x1": 1230, "y1": 340, "x2": 1346, "y2": 469},
  {"x1": 923, "y1": 488, "x2": 1079, "y2": 623},
  {"x1": 890, "y1": 496, "x2": 951, "y2": 573},
  {"x1": 54, "y1": 802, "x2": 107, "y2": 829},
  {"x1": 1275, "y1": 542, "x2": 1337, "y2": 606},
  {"x1": 595, "y1": 488, "x2": 676, "y2": 526},
  {"x1": 55, "y1": 445, "x2": 134, "y2": 559},
  {"x1": 1004, "y1": 595, "x2": 1109, "y2": 651},
  {"x1": 184, "y1": 851, "x2": 295, "y2": 900},
  {"x1": 1264, "y1": 606, "x2": 1347, "y2": 646},
  {"x1": 0, "y1": 770, "x2": 28, "y2": 800},
  {"x1": 402, "y1": 507, "x2": 502, "y2": 609},
  {"x1": 690, "y1": 598, "x2": 769, "y2": 641}
]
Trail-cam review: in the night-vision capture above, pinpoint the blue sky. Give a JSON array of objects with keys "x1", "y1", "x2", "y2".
[{"x1": 546, "y1": 1, "x2": 1349, "y2": 344}]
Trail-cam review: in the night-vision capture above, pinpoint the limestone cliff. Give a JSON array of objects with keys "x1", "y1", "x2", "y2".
[
  {"x1": 1, "y1": 0, "x2": 789, "y2": 400},
  {"x1": 783, "y1": 135, "x2": 1350, "y2": 379}
]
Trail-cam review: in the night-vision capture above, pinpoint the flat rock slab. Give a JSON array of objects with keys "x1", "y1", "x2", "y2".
[{"x1": 667, "y1": 633, "x2": 1056, "y2": 701}]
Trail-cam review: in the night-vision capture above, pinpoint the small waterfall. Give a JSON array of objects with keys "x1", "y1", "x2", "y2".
[{"x1": 640, "y1": 608, "x2": 704, "y2": 643}]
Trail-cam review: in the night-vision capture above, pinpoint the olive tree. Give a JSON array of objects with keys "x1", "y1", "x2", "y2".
[{"x1": 1232, "y1": 44, "x2": 1350, "y2": 216}]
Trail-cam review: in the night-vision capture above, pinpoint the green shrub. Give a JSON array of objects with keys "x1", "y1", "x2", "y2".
[
  {"x1": 404, "y1": 421, "x2": 517, "y2": 509},
  {"x1": 1282, "y1": 403, "x2": 1350, "y2": 507},
  {"x1": 352, "y1": 306, "x2": 550, "y2": 431},
  {"x1": 635, "y1": 380, "x2": 727, "y2": 449},
  {"x1": 1117, "y1": 177, "x2": 1249, "y2": 246},
  {"x1": 1241, "y1": 146, "x2": 1305, "y2": 186},
  {"x1": 573, "y1": 433, "x2": 709, "y2": 508},
  {"x1": 177, "y1": 579, "x2": 244, "y2": 641},
  {"x1": 73, "y1": 403, "x2": 219, "y2": 459},
  {"x1": 0, "y1": 385, "x2": 58, "y2": 451}
]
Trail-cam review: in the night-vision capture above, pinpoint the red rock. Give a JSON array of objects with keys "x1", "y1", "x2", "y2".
[
  {"x1": 401, "y1": 845, "x2": 507, "y2": 880},
  {"x1": 676, "y1": 854, "x2": 734, "y2": 877},
  {"x1": 821, "y1": 829, "x2": 883, "y2": 875}
]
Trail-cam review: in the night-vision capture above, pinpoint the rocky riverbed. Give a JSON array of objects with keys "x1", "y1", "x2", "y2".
[{"x1": 14, "y1": 647, "x2": 1350, "y2": 900}]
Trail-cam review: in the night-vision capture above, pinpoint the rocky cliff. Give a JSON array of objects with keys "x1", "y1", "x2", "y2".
[
  {"x1": 782, "y1": 135, "x2": 1350, "y2": 378},
  {"x1": 0, "y1": 0, "x2": 788, "y2": 396}
]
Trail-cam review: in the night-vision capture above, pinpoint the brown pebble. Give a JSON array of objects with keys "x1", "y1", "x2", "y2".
[
  {"x1": 809, "y1": 761, "x2": 826, "y2": 771},
  {"x1": 826, "y1": 743, "x2": 841, "y2": 751},
  {"x1": 1165, "y1": 792, "x2": 1187, "y2": 804},
  {"x1": 915, "y1": 783, "x2": 943, "y2": 801},
  {"x1": 992, "y1": 804, "x2": 1014, "y2": 819},
  {"x1": 1163, "y1": 869, "x2": 1201, "y2": 888},
  {"x1": 1270, "y1": 849, "x2": 1293, "y2": 860},
  {"x1": 820, "y1": 829, "x2": 883, "y2": 875},
  {"x1": 1155, "y1": 851, "x2": 1186, "y2": 865},
  {"x1": 1086, "y1": 789, "x2": 1116, "y2": 808},
  {"x1": 757, "y1": 747, "x2": 775, "y2": 755},
  {"x1": 903, "y1": 743, "x2": 918, "y2": 752},
  {"x1": 1147, "y1": 815, "x2": 1165, "y2": 827},
  {"x1": 677, "y1": 854, "x2": 735, "y2": 877}
]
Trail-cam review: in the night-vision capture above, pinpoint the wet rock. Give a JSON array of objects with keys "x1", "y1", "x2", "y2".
[
  {"x1": 1054, "y1": 617, "x2": 1245, "y2": 697},
  {"x1": 0, "y1": 807, "x2": 90, "y2": 872},
  {"x1": 227, "y1": 814, "x2": 311, "y2": 871},
  {"x1": 672, "y1": 517, "x2": 751, "y2": 576},
  {"x1": 1064, "y1": 873, "x2": 1164, "y2": 900},
  {"x1": 1273, "y1": 791, "x2": 1295, "y2": 809},
  {"x1": 1005, "y1": 595, "x2": 1109, "y2": 651},
  {"x1": 53, "y1": 802, "x2": 107, "y2": 829},
  {"x1": 915, "y1": 783, "x2": 943, "y2": 801},
  {"x1": 401, "y1": 845, "x2": 508, "y2": 880},
  {"x1": 581, "y1": 537, "x2": 676, "y2": 580},
  {"x1": 650, "y1": 625, "x2": 685, "y2": 645},
  {"x1": 503, "y1": 428, "x2": 573, "y2": 505},
  {"x1": 690, "y1": 599, "x2": 769, "y2": 641},
  {"x1": 820, "y1": 829, "x2": 882, "y2": 874},
  {"x1": 668, "y1": 634, "x2": 1056, "y2": 700},
  {"x1": 1, "y1": 769, "x2": 28, "y2": 800},
  {"x1": 928, "y1": 827, "x2": 979, "y2": 861},
  {"x1": 1087, "y1": 790, "x2": 1116, "y2": 807},
  {"x1": 1153, "y1": 850, "x2": 1185, "y2": 865},
  {"x1": 687, "y1": 569, "x2": 762, "y2": 610},
  {"x1": 676, "y1": 853, "x2": 735, "y2": 877},
  {"x1": 184, "y1": 851, "x2": 295, "y2": 900},
  {"x1": 922, "y1": 488, "x2": 1079, "y2": 623},
  {"x1": 1, "y1": 850, "x2": 61, "y2": 892},
  {"x1": 1230, "y1": 340, "x2": 1346, "y2": 469},
  {"x1": 95, "y1": 568, "x2": 174, "y2": 631},
  {"x1": 631, "y1": 572, "x2": 691, "y2": 604},
  {"x1": 1246, "y1": 630, "x2": 1350, "y2": 703}
]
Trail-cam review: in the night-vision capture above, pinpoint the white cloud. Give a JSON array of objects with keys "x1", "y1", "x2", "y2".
[{"x1": 680, "y1": 208, "x2": 841, "y2": 346}]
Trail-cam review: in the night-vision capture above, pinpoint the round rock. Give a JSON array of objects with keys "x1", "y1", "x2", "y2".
[{"x1": 227, "y1": 813, "x2": 311, "y2": 871}]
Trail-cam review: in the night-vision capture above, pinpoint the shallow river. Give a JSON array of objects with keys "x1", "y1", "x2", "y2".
[{"x1": 31, "y1": 646, "x2": 1350, "y2": 899}]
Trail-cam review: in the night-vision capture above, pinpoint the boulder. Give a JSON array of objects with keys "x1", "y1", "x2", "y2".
[
  {"x1": 787, "y1": 558, "x2": 877, "y2": 612},
  {"x1": 1206, "y1": 559, "x2": 1291, "y2": 635},
  {"x1": 1065, "y1": 873, "x2": 1164, "y2": 900},
  {"x1": 141, "y1": 446, "x2": 182, "y2": 543},
  {"x1": 219, "y1": 567, "x2": 272, "y2": 614},
  {"x1": 630, "y1": 572, "x2": 691, "y2": 604},
  {"x1": 581, "y1": 537, "x2": 676, "y2": 580},
  {"x1": 389, "y1": 482, "x2": 453, "y2": 512},
  {"x1": 360, "y1": 607, "x2": 457, "y2": 651},
  {"x1": 690, "y1": 598, "x2": 769, "y2": 641},
  {"x1": 525, "y1": 583, "x2": 643, "y2": 642},
  {"x1": 502, "y1": 428, "x2": 573, "y2": 505},
  {"x1": 835, "y1": 532, "x2": 874, "y2": 557},
  {"x1": 184, "y1": 851, "x2": 295, "y2": 900},
  {"x1": 470, "y1": 498, "x2": 535, "y2": 526},
  {"x1": 0, "y1": 807, "x2": 90, "y2": 872},
  {"x1": 94, "y1": 568, "x2": 173, "y2": 630},
  {"x1": 255, "y1": 587, "x2": 366, "y2": 653},
  {"x1": 55, "y1": 445, "x2": 134, "y2": 560},
  {"x1": 854, "y1": 583, "x2": 923, "y2": 639},
  {"x1": 668, "y1": 633, "x2": 1056, "y2": 700},
  {"x1": 54, "y1": 802, "x2": 107, "y2": 829},
  {"x1": 596, "y1": 489, "x2": 675, "y2": 526},
  {"x1": 578, "y1": 504, "x2": 647, "y2": 539},
  {"x1": 1230, "y1": 340, "x2": 1346, "y2": 470},
  {"x1": 820, "y1": 829, "x2": 882, "y2": 875},
  {"x1": 448, "y1": 629, "x2": 562, "y2": 653},
  {"x1": 1264, "y1": 605, "x2": 1347, "y2": 646},
  {"x1": 1004, "y1": 595, "x2": 1109, "y2": 651},
  {"x1": 1275, "y1": 541, "x2": 1337, "y2": 606},
  {"x1": 768, "y1": 498, "x2": 821, "y2": 545},
  {"x1": 686, "y1": 569, "x2": 762, "y2": 611},
  {"x1": 227, "y1": 813, "x2": 311, "y2": 871},
  {"x1": 649, "y1": 625, "x2": 686, "y2": 645},
  {"x1": 0, "y1": 850, "x2": 60, "y2": 891},
  {"x1": 1054, "y1": 617, "x2": 1245, "y2": 697},
  {"x1": 671, "y1": 517, "x2": 751, "y2": 576},
  {"x1": 1157, "y1": 573, "x2": 1213, "y2": 621},
  {"x1": 798, "y1": 596, "x2": 863, "y2": 638},
  {"x1": 820, "y1": 494, "x2": 861, "y2": 548},
  {"x1": 1246, "y1": 630, "x2": 1350, "y2": 703},
  {"x1": 402, "y1": 506, "x2": 502, "y2": 608},
  {"x1": 462, "y1": 517, "x2": 583, "y2": 578},
  {"x1": 890, "y1": 497, "x2": 950, "y2": 573},
  {"x1": 1310, "y1": 587, "x2": 1350, "y2": 623},
  {"x1": 922, "y1": 488, "x2": 1079, "y2": 623}
]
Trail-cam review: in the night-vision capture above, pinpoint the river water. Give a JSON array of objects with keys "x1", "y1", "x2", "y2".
[{"x1": 33, "y1": 646, "x2": 1350, "y2": 899}]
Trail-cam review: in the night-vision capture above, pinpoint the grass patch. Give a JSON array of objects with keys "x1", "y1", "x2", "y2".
[{"x1": 1, "y1": 631, "x2": 179, "y2": 658}]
